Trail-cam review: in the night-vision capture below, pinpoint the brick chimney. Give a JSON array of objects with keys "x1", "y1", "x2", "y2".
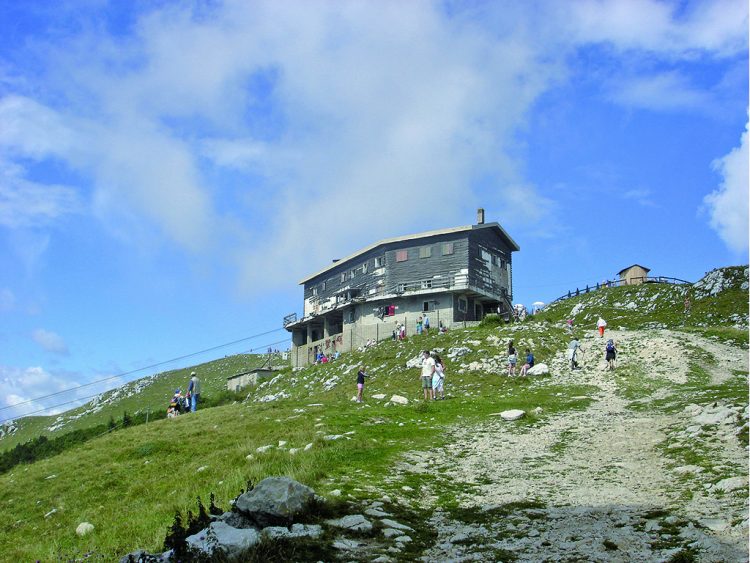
[{"x1": 477, "y1": 208, "x2": 485, "y2": 225}]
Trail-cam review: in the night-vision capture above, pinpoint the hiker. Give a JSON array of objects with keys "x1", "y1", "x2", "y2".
[
  {"x1": 520, "y1": 348, "x2": 534, "y2": 376},
  {"x1": 507, "y1": 345, "x2": 517, "y2": 376},
  {"x1": 423, "y1": 314, "x2": 430, "y2": 334},
  {"x1": 167, "y1": 389, "x2": 182, "y2": 417},
  {"x1": 432, "y1": 353, "x2": 445, "y2": 400},
  {"x1": 439, "y1": 321, "x2": 448, "y2": 334},
  {"x1": 597, "y1": 316, "x2": 607, "y2": 338},
  {"x1": 356, "y1": 365, "x2": 368, "y2": 403},
  {"x1": 420, "y1": 350, "x2": 435, "y2": 400},
  {"x1": 416, "y1": 316, "x2": 423, "y2": 335},
  {"x1": 566, "y1": 319, "x2": 574, "y2": 333},
  {"x1": 605, "y1": 339, "x2": 617, "y2": 371},
  {"x1": 187, "y1": 371, "x2": 201, "y2": 412},
  {"x1": 568, "y1": 338, "x2": 583, "y2": 370},
  {"x1": 684, "y1": 294, "x2": 691, "y2": 316}
]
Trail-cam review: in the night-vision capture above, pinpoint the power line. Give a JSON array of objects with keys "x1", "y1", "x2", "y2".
[
  {"x1": 0, "y1": 337, "x2": 291, "y2": 425},
  {"x1": 0, "y1": 327, "x2": 288, "y2": 414}
]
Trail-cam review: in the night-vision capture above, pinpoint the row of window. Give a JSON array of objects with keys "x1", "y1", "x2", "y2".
[{"x1": 396, "y1": 242, "x2": 454, "y2": 262}]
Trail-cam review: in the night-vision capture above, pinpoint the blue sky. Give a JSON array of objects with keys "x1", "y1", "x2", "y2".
[{"x1": 0, "y1": 0, "x2": 747, "y2": 422}]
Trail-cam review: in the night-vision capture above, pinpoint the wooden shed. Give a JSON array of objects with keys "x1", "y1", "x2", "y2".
[
  {"x1": 618, "y1": 264, "x2": 651, "y2": 285},
  {"x1": 226, "y1": 368, "x2": 274, "y2": 392}
]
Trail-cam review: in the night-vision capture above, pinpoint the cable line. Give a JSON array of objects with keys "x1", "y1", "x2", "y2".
[
  {"x1": 0, "y1": 327, "x2": 288, "y2": 414},
  {"x1": 0, "y1": 337, "x2": 291, "y2": 425}
]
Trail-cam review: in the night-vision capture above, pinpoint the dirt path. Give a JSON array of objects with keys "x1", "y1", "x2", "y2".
[{"x1": 389, "y1": 329, "x2": 749, "y2": 562}]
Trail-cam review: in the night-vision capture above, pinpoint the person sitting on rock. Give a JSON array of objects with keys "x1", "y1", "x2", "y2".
[{"x1": 520, "y1": 348, "x2": 534, "y2": 376}]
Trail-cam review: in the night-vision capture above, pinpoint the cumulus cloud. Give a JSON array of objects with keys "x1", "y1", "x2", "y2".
[
  {"x1": 704, "y1": 117, "x2": 749, "y2": 254},
  {"x1": 0, "y1": 0, "x2": 745, "y2": 291},
  {"x1": 32, "y1": 329, "x2": 69, "y2": 355},
  {"x1": 607, "y1": 71, "x2": 713, "y2": 113}
]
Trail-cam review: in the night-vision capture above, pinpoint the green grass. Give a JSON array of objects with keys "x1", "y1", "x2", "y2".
[{"x1": 0, "y1": 266, "x2": 746, "y2": 560}]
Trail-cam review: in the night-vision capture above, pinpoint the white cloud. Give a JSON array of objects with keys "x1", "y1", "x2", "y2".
[
  {"x1": 0, "y1": 0, "x2": 744, "y2": 291},
  {"x1": 32, "y1": 329, "x2": 69, "y2": 355},
  {"x1": 704, "y1": 116, "x2": 749, "y2": 254},
  {"x1": 622, "y1": 188, "x2": 658, "y2": 208},
  {"x1": 607, "y1": 71, "x2": 712, "y2": 112},
  {"x1": 566, "y1": 0, "x2": 748, "y2": 56}
]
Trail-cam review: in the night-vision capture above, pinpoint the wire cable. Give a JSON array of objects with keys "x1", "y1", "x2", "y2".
[{"x1": 0, "y1": 328, "x2": 288, "y2": 414}]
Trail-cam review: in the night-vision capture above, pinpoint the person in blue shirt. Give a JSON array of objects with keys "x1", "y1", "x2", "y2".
[{"x1": 520, "y1": 349, "x2": 535, "y2": 376}]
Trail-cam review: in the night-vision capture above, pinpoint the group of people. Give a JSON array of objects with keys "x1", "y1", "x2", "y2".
[
  {"x1": 315, "y1": 350, "x2": 341, "y2": 364},
  {"x1": 566, "y1": 316, "x2": 617, "y2": 370},
  {"x1": 419, "y1": 350, "x2": 446, "y2": 400},
  {"x1": 167, "y1": 372, "x2": 201, "y2": 417},
  {"x1": 415, "y1": 315, "x2": 431, "y2": 335},
  {"x1": 506, "y1": 340, "x2": 535, "y2": 376}
]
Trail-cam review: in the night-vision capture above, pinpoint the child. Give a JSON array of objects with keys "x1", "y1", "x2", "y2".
[
  {"x1": 605, "y1": 339, "x2": 617, "y2": 371},
  {"x1": 356, "y1": 366, "x2": 368, "y2": 403},
  {"x1": 520, "y1": 348, "x2": 534, "y2": 376},
  {"x1": 507, "y1": 346, "x2": 517, "y2": 376},
  {"x1": 432, "y1": 354, "x2": 445, "y2": 400},
  {"x1": 568, "y1": 337, "x2": 583, "y2": 370}
]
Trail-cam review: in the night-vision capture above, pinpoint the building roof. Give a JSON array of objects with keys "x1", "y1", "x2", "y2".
[
  {"x1": 298, "y1": 222, "x2": 520, "y2": 285},
  {"x1": 617, "y1": 264, "x2": 651, "y2": 276}
]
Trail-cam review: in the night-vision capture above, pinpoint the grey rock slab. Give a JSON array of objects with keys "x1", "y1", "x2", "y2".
[
  {"x1": 186, "y1": 522, "x2": 260, "y2": 559},
  {"x1": 326, "y1": 513, "x2": 373, "y2": 532},
  {"x1": 332, "y1": 538, "x2": 361, "y2": 550},
  {"x1": 234, "y1": 476, "x2": 315, "y2": 526},
  {"x1": 382, "y1": 527, "x2": 404, "y2": 538},
  {"x1": 261, "y1": 523, "x2": 323, "y2": 540},
  {"x1": 381, "y1": 518, "x2": 414, "y2": 531},
  {"x1": 499, "y1": 409, "x2": 526, "y2": 421},
  {"x1": 713, "y1": 476, "x2": 747, "y2": 493},
  {"x1": 365, "y1": 508, "x2": 391, "y2": 518}
]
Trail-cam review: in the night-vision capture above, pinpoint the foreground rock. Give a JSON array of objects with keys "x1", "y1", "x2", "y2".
[{"x1": 234, "y1": 476, "x2": 315, "y2": 527}]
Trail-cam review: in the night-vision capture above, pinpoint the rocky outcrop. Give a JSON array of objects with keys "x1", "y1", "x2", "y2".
[{"x1": 234, "y1": 476, "x2": 316, "y2": 527}]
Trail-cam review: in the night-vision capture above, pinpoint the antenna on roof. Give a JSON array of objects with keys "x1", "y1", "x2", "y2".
[{"x1": 477, "y1": 208, "x2": 485, "y2": 225}]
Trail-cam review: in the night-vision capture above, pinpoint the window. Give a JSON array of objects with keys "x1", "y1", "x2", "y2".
[
  {"x1": 501, "y1": 259, "x2": 506, "y2": 269},
  {"x1": 396, "y1": 250, "x2": 408, "y2": 262},
  {"x1": 419, "y1": 246, "x2": 432, "y2": 258},
  {"x1": 312, "y1": 287, "x2": 318, "y2": 296},
  {"x1": 442, "y1": 242, "x2": 454, "y2": 255},
  {"x1": 458, "y1": 297, "x2": 467, "y2": 313},
  {"x1": 374, "y1": 256, "x2": 384, "y2": 267},
  {"x1": 321, "y1": 281, "x2": 326, "y2": 291},
  {"x1": 350, "y1": 269, "x2": 356, "y2": 279},
  {"x1": 421, "y1": 280, "x2": 432, "y2": 289},
  {"x1": 423, "y1": 301, "x2": 430, "y2": 312},
  {"x1": 397, "y1": 283, "x2": 405, "y2": 292},
  {"x1": 362, "y1": 262, "x2": 368, "y2": 274},
  {"x1": 340, "y1": 272, "x2": 346, "y2": 283},
  {"x1": 347, "y1": 310, "x2": 355, "y2": 323},
  {"x1": 481, "y1": 250, "x2": 491, "y2": 264}
]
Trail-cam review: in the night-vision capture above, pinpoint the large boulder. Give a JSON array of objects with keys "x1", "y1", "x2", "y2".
[
  {"x1": 527, "y1": 363, "x2": 549, "y2": 376},
  {"x1": 234, "y1": 477, "x2": 315, "y2": 527},
  {"x1": 186, "y1": 522, "x2": 259, "y2": 559}
]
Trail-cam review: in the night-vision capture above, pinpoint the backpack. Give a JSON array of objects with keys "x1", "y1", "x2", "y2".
[{"x1": 606, "y1": 340, "x2": 615, "y2": 352}]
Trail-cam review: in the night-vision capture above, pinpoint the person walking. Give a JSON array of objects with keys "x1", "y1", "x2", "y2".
[
  {"x1": 423, "y1": 314, "x2": 430, "y2": 334},
  {"x1": 597, "y1": 316, "x2": 607, "y2": 338},
  {"x1": 432, "y1": 353, "x2": 445, "y2": 400},
  {"x1": 416, "y1": 316, "x2": 423, "y2": 335},
  {"x1": 420, "y1": 350, "x2": 435, "y2": 400},
  {"x1": 605, "y1": 339, "x2": 617, "y2": 371},
  {"x1": 568, "y1": 337, "x2": 583, "y2": 370},
  {"x1": 356, "y1": 365, "x2": 368, "y2": 402},
  {"x1": 187, "y1": 371, "x2": 201, "y2": 412}
]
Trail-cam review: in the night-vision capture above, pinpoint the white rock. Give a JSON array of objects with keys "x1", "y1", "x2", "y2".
[
  {"x1": 326, "y1": 514, "x2": 372, "y2": 532},
  {"x1": 278, "y1": 440, "x2": 287, "y2": 447},
  {"x1": 304, "y1": 443, "x2": 314, "y2": 450},
  {"x1": 76, "y1": 522, "x2": 94, "y2": 536},
  {"x1": 527, "y1": 363, "x2": 549, "y2": 376},
  {"x1": 288, "y1": 448, "x2": 299, "y2": 455},
  {"x1": 372, "y1": 394, "x2": 387, "y2": 400},
  {"x1": 196, "y1": 466, "x2": 207, "y2": 473},
  {"x1": 381, "y1": 518, "x2": 414, "y2": 531},
  {"x1": 245, "y1": 454, "x2": 254, "y2": 461},
  {"x1": 500, "y1": 409, "x2": 525, "y2": 421},
  {"x1": 329, "y1": 489, "x2": 342, "y2": 497},
  {"x1": 390, "y1": 395, "x2": 409, "y2": 405},
  {"x1": 256, "y1": 445, "x2": 274, "y2": 453},
  {"x1": 44, "y1": 509, "x2": 57, "y2": 518},
  {"x1": 713, "y1": 476, "x2": 747, "y2": 493}
]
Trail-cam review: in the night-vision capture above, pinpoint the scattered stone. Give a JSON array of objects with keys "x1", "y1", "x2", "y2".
[
  {"x1": 382, "y1": 527, "x2": 404, "y2": 538},
  {"x1": 326, "y1": 514, "x2": 373, "y2": 532},
  {"x1": 390, "y1": 395, "x2": 409, "y2": 405},
  {"x1": 381, "y1": 518, "x2": 413, "y2": 531},
  {"x1": 76, "y1": 522, "x2": 94, "y2": 536},
  {"x1": 333, "y1": 538, "x2": 361, "y2": 550},
  {"x1": 44, "y1": 509, "x2": 57, "y2": 518},
  {"x1": 196, "y1": 466, "x2": 207, "y2": 473},
  {"x1": 497, "y1": 409, "x2": 525, "y2": 421},
  {"x1": 256, "y1": 445, "x2": 274, "y2": 453},
  {"x1": 329, "y1": 489, "x2": 342, "y2": 497},
  {"x1": 372, "y1": 394, "x2": 387, "y2": 400},
  {"x1": 262, "y1": 523, "x2": 322, "y2": 540}
]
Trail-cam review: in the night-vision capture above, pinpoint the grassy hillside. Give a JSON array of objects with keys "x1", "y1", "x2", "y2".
[
  {"x1": 0, "y1": 266, "x2": 746, "y2": 561},
  {"x1": 0, "y1": 352, "x2": 284, "y2": 451}
]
